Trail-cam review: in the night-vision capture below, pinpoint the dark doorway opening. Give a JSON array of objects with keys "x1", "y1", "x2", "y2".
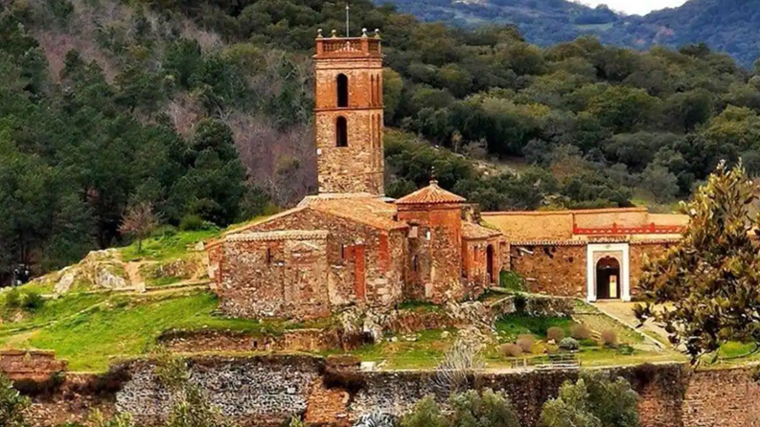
[{"x1": 596, "y1": 256, "x2": 621, "y2": 300}]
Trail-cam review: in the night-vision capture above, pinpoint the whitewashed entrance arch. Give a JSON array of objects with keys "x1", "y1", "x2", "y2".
[{"x1": 586, "y1": 243, "x2": 630, "y2": 302}]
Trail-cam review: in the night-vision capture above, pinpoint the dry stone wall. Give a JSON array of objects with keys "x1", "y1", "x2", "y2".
[{"x1": 116, "y1": 356, "x2": 324, "y2": 425}]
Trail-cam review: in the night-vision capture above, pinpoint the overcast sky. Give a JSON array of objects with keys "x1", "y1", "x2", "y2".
[{"x1": 577, "y1": 0, "x2": 689, "y2": 16}]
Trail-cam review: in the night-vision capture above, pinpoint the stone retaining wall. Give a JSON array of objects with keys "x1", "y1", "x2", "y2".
[
  {"x1": 18, "y1": 356, "x2": 760, "y2": 427},
  {"x1": 0, "y1": 350, "x2": 67, "y2": 381}
]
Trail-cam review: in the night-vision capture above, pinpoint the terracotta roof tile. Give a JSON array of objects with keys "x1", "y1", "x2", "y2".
[
  {"x1": 462, "y1": 222, "x2": 502, "y2": 240},
  {"x1": 306, "y1": 197, "x2": 406, "y2": 231},
  {"x1": 396, "y1": 181, "x2": 466, "y2": 205},
  {"x1": 227, "y1": 230, "x2": 329, "y2": 242}
]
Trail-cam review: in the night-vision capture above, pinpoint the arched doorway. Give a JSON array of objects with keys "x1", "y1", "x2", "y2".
[
  {"x1": 486, "y1": 244, "x2": 495, "y2": 284},
  {"x1": 596, "y1": 256, "x2": 620, "y2": 300}
]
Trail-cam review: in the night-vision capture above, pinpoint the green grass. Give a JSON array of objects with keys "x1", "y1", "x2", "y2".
[
  {"x1": 146, "y1": 276, "x2": 184, "y2": 287},
  {"x1": 0, "y1": 291, "x2": 272, "y2": 372},
  {"x1": 351, "y1": 329, "x2": 455, "y2": 369},
  {"x1": 495, "y1": 314, "x2": 575, "y2": 342},
  {"x1": 121, "y1": 229, "x2": 221, "y2": 262}
]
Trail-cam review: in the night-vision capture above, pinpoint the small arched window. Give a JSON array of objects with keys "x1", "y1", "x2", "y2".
[
  {"x1": 337, "y1": 74, "x2": 349, "y2": 107},
  {"x1": 336, "y1": 116, "x2": 348, "y2": 147}
]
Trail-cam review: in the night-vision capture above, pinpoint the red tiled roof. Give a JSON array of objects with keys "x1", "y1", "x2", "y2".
[
  {"x1": 306, "y1": 196, "x2": 406, "y2": 231},
  {"x1": 462, "y1": 222, "x2": 502, "y2": 240},
  {"x1": 395, "y1": 181, "x2": 466, "y2": 205}
]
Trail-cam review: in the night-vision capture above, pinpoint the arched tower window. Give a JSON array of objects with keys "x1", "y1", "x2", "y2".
[
  {"x1": 337, "y1": 74, "x2": 349, "y2": 107},
  {"x1": 336, "y1": 116, "x2": 348, "y2": 147}
]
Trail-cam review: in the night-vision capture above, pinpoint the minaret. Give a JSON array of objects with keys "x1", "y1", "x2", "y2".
[{"x1": 314, "y1": 28, "x2": 384, "y2": 195}]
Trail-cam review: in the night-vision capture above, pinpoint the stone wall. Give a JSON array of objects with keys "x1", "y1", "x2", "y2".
[
  {"x1": 314, "y1": 45, "x2": 384, "y2": 195},
  {"x1": 219, "y1": 207, "x2": 407, "y2": 319},
  {"x1": 0, "y1": 350, "x2": 68, "y2": 381},
  {"x1": 116, "y1": 355, "x2": 324, "y2": 426},
  {"x1": 18, "y1": 356, "x2": 760, "y2": 427},
  {"x1": 510, "y1": 243, "x2": 587, "y2": 297},
  {"x1": 682, "y1": 367, "x2": 760, "y2": 426},
  {"x1": 220, "y1": 231, "x2": 332, "y2": 319},
  {"x1": 629, "y1": 242, "x2": 674, "y2": 296}
]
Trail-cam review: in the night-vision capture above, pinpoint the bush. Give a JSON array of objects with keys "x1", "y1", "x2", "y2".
[
  {"x1": 0, "y1": 373, "x2": 31, "y2": 427},
  {"x1": 501, "y1": 343, "x2": 523, "y2": 357},
  {"x1": 400, "y1": 395, "x2": 448, "y2": 427},
  {"x1": 516, "y1": 334, "x2": 534, "y2": 353},
  {"x1": 617, "y1": 344, "x2": 635, "y2": 355},
  {"x1": 500, "y1": 270, "x2": 526, "y2": 291},
  {"x1": 450, "y1": 389, "x2": 521, "y2": 427},
  {"x1": 538, "y1": 372, "x2": 640, "y2": 427},
  {"x1": 4, "y1": 288, "x2": 21, "y2": 309},
  {"x1": 559, "y1": 337, "x2": 579, "y2": 351},
  {"x1": 547, "y1": 327, "x2": 565, "y2": 342},
  {"x1": 570, "y1": 323, "x2": 593, "y2": 340},
  {"x1": 22, "y1": 291, "x2": 45, "y2": 312},
  {"x1": 151, "y1": 224, "x2": 178, "y2": 238},
  {"x1": 601, "y1": 330, "x2": 618, "y2": 347},
  {"x1": 179, "y1": 214, "x2": 206, "y2": 231},
  {"x1": 353, "y1": 413, "x2": 396, "y2": 427}
]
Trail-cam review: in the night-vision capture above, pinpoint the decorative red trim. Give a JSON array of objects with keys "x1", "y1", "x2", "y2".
[{"x1": 573, "y1": 222, "x2": 685, "y2": 235}]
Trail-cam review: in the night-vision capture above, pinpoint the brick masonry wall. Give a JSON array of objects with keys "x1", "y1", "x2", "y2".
[
  {"x1": 220, "y1": 236, "x2": 332, "y2": 319},
  {"x1": 510, "y1": 244, "x2": 587, "y2": 297},
  {"x1": 315, "y1": 54, "x2": 384, "y2": 195},
  {"x1": 228, "y1": 207, "x2": 405, "y2": 317},
  {"x1": 0, "y1": 350, "x2": 68, "y2": 381},
  {"x1": 682, "y1": 367, "x2": 760, "y2": 427},
  {"x1": 398, "y1": 204, "x2": 468, "y2": 304},
  {"x1": 630, "y1": 242, "x2": 673, "y2": 296}
]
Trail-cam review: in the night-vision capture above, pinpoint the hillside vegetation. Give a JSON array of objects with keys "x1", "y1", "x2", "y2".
[
  {"x1": 383, "y1": 0, "x2": 760, "y2": 68},
  {"x1": 2, "y1": 0, "x2": 760, "y2": 281}
]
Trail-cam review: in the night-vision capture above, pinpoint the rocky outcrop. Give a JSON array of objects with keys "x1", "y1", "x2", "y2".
[{"x1": 34, "y1": 249, "x2": 131, "y2": 293}]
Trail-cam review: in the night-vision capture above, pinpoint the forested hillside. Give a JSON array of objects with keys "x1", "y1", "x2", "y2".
[
  {"x1": 382, "y1": 0, "x2": 760, "y2": 68},
  {"x1": 1, "y1": 0, "x2": 760, "y2": 282}
]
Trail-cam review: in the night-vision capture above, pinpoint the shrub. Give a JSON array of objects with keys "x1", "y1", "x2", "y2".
[
  {"x1": 501, "y1": 343, "x2": 523, "y2": 357},
  {"x1": 538, "y1": 372, "x2": 640, "y2": 427},
  {"x1": 90, "y1": 410, "x2": 135, "y2": 427},
  {"x1": 152, "y1": 224, "x2": 178, "y2": 238},
  {"x1": 353, "y1": 413, "x2": 395, "y2": 427},
  {"x1": 179, "y1": 214, "x2": 205, "y2": 231},
  {"x1": 500, "y1": 270, "x2": 526, "y2": 291},
  {"x1": 601, "y1": 330, "x2": 618, "y2": 347},
  {"x1": 4, "y1": 288, "x2": 21, "y2": 310},
  {"x1": 570, "y1": 323, "x2": 593, "y2": 340},
  {"x1": 617, "y1": 345, "x2": 634, "y2": 355},
  {"x1": 21, "y1": 291, "x2": 45, "y2": 312},
  {"x1": 516, "y1": 334, "x2": 534, "y2": 353},
  {"x1": 547, "y1": 327, "x2": 565, "y2": 342},
  {"x1": 0, "y1": 373, "x2": 31, "y2": 427},
  {"x1": 400, "y1": 395, "x2": 448, "y2": 427},
  {"x1": 559, "y1": 338, "x2": 579, "y2": 351},
  {"x1": 450, "y1": 389, "x2": 521, "y2": 427}
]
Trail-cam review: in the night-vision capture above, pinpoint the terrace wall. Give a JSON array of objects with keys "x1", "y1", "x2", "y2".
[{"x1": 14, "y1": 356, "x2": 760, "y2": 427}]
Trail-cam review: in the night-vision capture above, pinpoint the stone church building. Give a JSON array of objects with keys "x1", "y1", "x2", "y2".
[{"x1": 207, "y1": 31, "x2": 688, "y2": 320}]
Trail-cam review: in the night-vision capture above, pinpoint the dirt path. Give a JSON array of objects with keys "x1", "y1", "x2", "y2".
[
  {"x1": 124, "y1": 261, "x2": 148, "y2": 292},
  {"x1": 591, "y1": 301, "x2": 673, "y2": 349}
]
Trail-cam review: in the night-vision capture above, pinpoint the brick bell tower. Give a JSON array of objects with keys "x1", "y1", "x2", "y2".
[{"x1": 314, "y1": 28, "x2": 384, "y2": 195}]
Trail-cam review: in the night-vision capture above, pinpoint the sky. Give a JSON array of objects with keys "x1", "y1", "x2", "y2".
[{"x1": 577, "y1": 0, "x2": 689, "y2": 16}]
